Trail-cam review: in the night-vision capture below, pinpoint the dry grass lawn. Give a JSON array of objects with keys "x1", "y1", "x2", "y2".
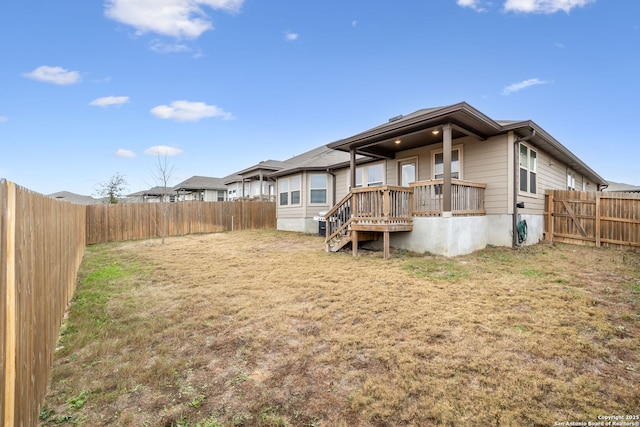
[{"x1": 40, "y1": 230, "x2": 640, "y2": 426}]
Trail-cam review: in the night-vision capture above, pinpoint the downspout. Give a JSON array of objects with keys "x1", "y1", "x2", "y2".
[
  {"x1": 512, "y1": 129, "x2": 536, "y2": 248},
  {"x1": 326, "y1": 168, "x2": 336, "y2": 207}
]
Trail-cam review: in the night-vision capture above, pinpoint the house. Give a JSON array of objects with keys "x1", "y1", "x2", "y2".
[
  {"x1": 127, "y1": 186, "x2": 175, "y2": 203},
  {"x1": 273, "y1": 102, "x2": 607, "y2": 257},
  {"x1": 173, "y1": 176, "x2": 227, "y2": 201},
  {"x1": 224, "y1": 160, "x2": 286, "y2": 201},
  {"x1": 603, "y1": 181, "x2": 640, "y2": 193},
  {"x1": 48, "y1": 191, "x2": 102, "y2": 205}
]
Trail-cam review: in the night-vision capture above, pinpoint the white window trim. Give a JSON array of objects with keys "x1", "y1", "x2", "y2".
[
  {"x1": 567, "y1": 169, "x2": 576, "y2": 191},
  {"x1": 432, "y1": 145, "x2": 463, "y2": 180},
  {"x1": 309, "y1": 173, "x2": 328, "y2": 205},
  {"x1": 279, "y1": 175, "x2": 302, "y2": 207},
  {"x1": 519, "y1": 143, "x2": 538, "y2": 196},
  {"x1": 353, "y1": 162, "x2": 385, "y2": 188},
  {"x1": 397, "y1": 157, "x2": 418, "y2": 187}
]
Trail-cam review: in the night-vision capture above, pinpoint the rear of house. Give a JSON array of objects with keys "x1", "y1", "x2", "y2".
[{"x1": 274, "y1": 102, "x2": 606, "y2": 256}]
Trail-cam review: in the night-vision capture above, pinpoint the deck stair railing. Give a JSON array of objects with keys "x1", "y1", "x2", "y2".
[{"x1": 324, "y1": 186, "x2": 414, "y2": 252}]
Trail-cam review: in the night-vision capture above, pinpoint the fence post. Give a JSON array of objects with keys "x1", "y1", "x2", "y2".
[
  {"x1": 2, "y1": 180, "x2": 16, "y2": 427},
  {"x1": 595, "y1": 192, "x2": 601, "y2": 248}
]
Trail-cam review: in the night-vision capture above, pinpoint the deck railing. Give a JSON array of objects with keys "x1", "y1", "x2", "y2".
[
  {"x1": 410, "y1": 179, "x2": 486, "y2": 216},
  {"x1": 324, "y1": 186, "x2": 414, "y2": 242},
  {"x1": 351, "y1": 185, "x2": 413, "y2": 226},
  {"x1": 324, "y1": 181, "x2": 485, "y2": 246}
]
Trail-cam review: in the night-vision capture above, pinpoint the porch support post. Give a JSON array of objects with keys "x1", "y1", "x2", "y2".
[
  {"x1": 350, "y1": 148, "x2": 357, "y2": 190},
  {"x1": 443, "y1": 123, "x2": 452, "y2": 216},
  {"x1": 383, "y1": 231, "x2": 390, "y2": 259},
  {"x1": 351, "y1": 230, "x2": 358, "y2": 256},
  {"x1": 259, "y1": 170, "x2": 263, "y2": 200}
]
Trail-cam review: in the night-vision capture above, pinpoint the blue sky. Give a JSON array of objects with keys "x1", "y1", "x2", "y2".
[{"x1": 1, "y1": 0, "x2": 638, "y2": 196}]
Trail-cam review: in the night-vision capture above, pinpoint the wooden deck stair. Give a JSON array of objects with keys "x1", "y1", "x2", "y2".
[{"x1": 324, "y1": 186, "x2": 413, "y2": 258}]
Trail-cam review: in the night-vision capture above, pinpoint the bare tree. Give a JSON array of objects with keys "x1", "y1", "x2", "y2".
[
  {"x1": 95, "y1": 172, "x2": 128, "y2": 204},
  {"x1": 150, "y1": 155, "x2": 175, "y2": 244}
]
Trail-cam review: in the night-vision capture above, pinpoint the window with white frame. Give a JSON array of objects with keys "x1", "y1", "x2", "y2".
[
  {"x1": 309, "y1": 173, "x2": 327, "y2": 204},
  {"x1": 279, "y1": 175, "x2": 301, "y2": 206},
  {"x1": 567, "y1": 170, "x2": 576, "y2": 191},
  {"x1": 433, "y1": 146, "x2": 462, "y2": 179},
  {"x1": 519, "y1": 143, "x2": 537, "y2": 194},
  {"x1": 355, "y1": 163, "x2": 384, "y2": 187}
]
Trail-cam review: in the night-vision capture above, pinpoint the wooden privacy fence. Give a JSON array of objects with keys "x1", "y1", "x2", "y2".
[
  {"x1": 1, "y1": 178, "x2": 276, "y2": 426},
  {"x1": 1, "y1": 180, "x2": 86, "y2": 427},
  {"x1": 544, "y1": 190, "x2": 640, "y2": 249},
  {"x1": 86, "y1": 200, "x2": 276, "y2": 244}
]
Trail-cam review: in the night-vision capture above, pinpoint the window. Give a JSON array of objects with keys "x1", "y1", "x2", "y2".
[
  {"x1": 567, "y1": 170, "x2": 576, "y2": 191},
  {"x1": 355, "y1": 163, "x2": 384, "y2": 188},
  {"x1": 519, "y1": 144, "x2": 537, "y2": 194},
  {"x1": 309, "y1": 174, "x2": 327, "y2": 204},
  {"x1": 217, "y1": 190, "x2": 225, "y2": 201},
  {"x1": 433, "y1": 147, "x2": 461, "y2": 179},
  {"x1": 279, "y1": 176, "x2": 301, "y2": 206}
]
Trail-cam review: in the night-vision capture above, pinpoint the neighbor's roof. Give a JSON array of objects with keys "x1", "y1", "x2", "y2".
[
  {"x1": 127, "y1": 186, "x2": 175, "y2": 197},
  {"x1": 173, "y1": 175, "x2": 227, "y2": 191},
  {"x1": 269, "y1": 145, "x2": 373, "y2": 178},
  {"x1": 328, "y1": 101, "x2": 607, "y2": 186},
  {"x1": 48, "y1": 191, "x2": 102, "y2": 205},
  {"x1": 223, "y1": 160, "x2": 289, "y2": 184},
  {"x1": 603, "y1": 181, "x2": 640, "y2": 192}
]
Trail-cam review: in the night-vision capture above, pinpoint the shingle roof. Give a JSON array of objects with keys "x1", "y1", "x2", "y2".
[
  {"x1": 48, "y1": 191, "x2": 102, "y2": 205},
  {"x1": 269, "y1": 145, "x2": 372, "y2": 178},
  {"x1": 604, "y1": 181, "x2": 640, "y2": 192},
  {"x1": 173, "y1": 176, "x2": 227, "y2": 190}
]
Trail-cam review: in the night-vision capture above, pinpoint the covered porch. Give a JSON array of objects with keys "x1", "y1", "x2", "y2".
[{"x1": 325, "y1": 103, "x2": 497, "y2": 258}]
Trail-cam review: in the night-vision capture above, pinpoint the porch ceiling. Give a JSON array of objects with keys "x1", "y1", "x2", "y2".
[{"x1": 328, "y1": 102, "x2": 501, "y2": 158}]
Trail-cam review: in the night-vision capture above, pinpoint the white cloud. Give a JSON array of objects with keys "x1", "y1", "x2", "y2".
[
  {"x1": 457, "y1": 0, "x2": 487, "y2": 12},
  {"x1": 144, "y1": 145, "x2": 184, "y2": 156},
  {"x1": 150, "y1": 100, "x2": 234, "y2": 121},
  {"x1": 105, "y1": 0, "x2": 243, "y2": 39},
  {"x1": 116, "y1": 149, "x2": 136, "y2": 158},
  {"x1": 0, "y1": 116, "x2": 7, "y2": 123},
  {"x1": 89, "y1": 96, "x2": 130, "y2": 107},
  {"x1": 503, "y1": 0, "x2": 595, "y2": 13},
  {"x1": 23, "y1": 66, "x2": 81, "y2": 85},
  {"x1": 150, "y1": 41, "x2": 192, "y2": 54},
  {"x1": 352, "y1": 20, "x2": 357, "y2": 27},
  {"x1": 502, "y1": 78, "x2": 549, "y2": 95},
  {"x1": 284, "y1": 31, "x2": 298, "y2": 41}
]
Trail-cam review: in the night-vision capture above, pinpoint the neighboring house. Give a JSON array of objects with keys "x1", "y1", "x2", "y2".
[
  {"x1": 173, "y1": 176, "x2": 227, "y2": 201},
  {"x1": 603, "y1": 181, "x2": 640, "y2": 193},
  {"x1": 127, "y1": 186, "x2": 175, "y2": 203},
  {"x1": 48, "y1": 191, "x2": 102, "y2": 205},
  {"x1": 273, "y1": 102, "x2": 607, "y2": 257},
  {"x1": 224, "y1": 160, "x2": 286, "y2": 201}
]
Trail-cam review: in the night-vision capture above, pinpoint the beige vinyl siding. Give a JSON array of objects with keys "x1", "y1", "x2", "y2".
[
  {"x1": 334, "y1": 168, "x2": 350, "y2": 201},
  {"x1": 276, "y1": 174, "x2": 304, "y2": 219},
  {"x1": 277, "y1": 172, "x2": 336, "y2": 219},
  {"x1": 461, "y1": 135, "x2": 510, "y2": 215}
]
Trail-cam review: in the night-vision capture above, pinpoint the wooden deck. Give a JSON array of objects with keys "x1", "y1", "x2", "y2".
[{"x1": 325, "y1": 180, "x2": 486, "y2": 258}]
